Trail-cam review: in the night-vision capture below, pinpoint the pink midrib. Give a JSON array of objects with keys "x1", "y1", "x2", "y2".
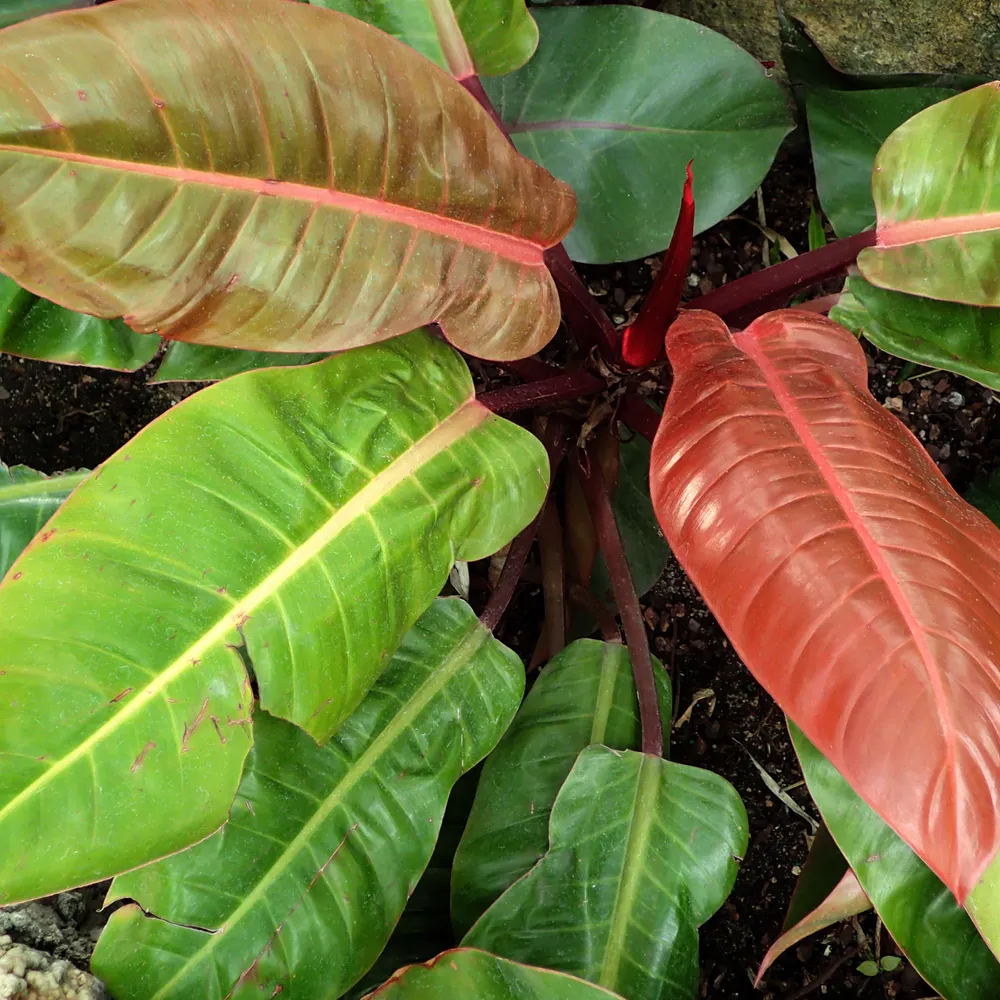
[
  {"x1": 0, "y1": 144, "x2": 546, "y2": 266},
  {"x1": 878, "y1": 211, "x2": 1000, "y2": 247},
  {"x1": 732, "y1": 325, "x2": 960, "y2": 854}
]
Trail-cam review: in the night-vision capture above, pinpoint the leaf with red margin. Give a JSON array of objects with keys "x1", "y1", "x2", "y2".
[
  {"x1": 650, "y1": 307, "x2": 1000, "y2": 903},
  {"x1": 858, "y1": 83, "x2": 1000, "y2": 307},
  {"x1": 0, "y1": 0, "x2": 575, "y2": 362},
  {"x1": 756, "y1": 868, "x2": 871, "y2": 983}
]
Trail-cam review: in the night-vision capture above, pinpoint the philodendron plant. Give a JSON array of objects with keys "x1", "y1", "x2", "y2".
[{"x1": 3, "y1": 0, "x2": 1000, "y2": 997}]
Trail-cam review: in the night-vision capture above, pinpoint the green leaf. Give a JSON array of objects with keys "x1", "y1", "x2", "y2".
[
  {"x1": 807, "y1": 205, "x2": 828, "y2": 251},
  {"x1": 486, "y1": 5, "x2": 791, "y2": 264},
  {"x1": 835, "y1": 274, "x2": 1000, "y2": 390},
  {"x1": 789, "y1": 722, "x2": 1000, "y2": 1000},
  {"x1": 858, "y1": 84, "x2": 1000, "y2": 306},
  {"x1": 782, "y1": 824, "x2": 851, "y2": 933},
  {"x1": 966, "y1": 469, "x2": 1000, "y2": 528},
  {"x1": 881, "y1": 956, "x2": 903, "y2": 972},
  {"x1": 363, "y1": 949, "x2": 626, "y2": 1000},
  {"x1": 827, "y1": 278, "x2": 870, "y2": 337},
  {"x1": 92, "y1": 598, "x2": 523, "y2": 1000},
  {"x1": 590, "y1": 429, "x2": 669, "y2": 604},
  {"x1": 153, "y1": 342, "x2": 329, "y2": 382},
  {"x1": 310, "y1": 0, "x2": 538, "y2": 78},
  {"x1": 0, "y1": 329, "x2": 548, "y2": 906},
  {"x1": 464, "y1": 745, "x2": 747, "y2": 1000},
  {"x1": 450, "y1": 639, "x2": 671, "y2": 936},
  {"x1": 0, "y1": 0, "x2": 91, "y2": 29},
  {"x1": 806, "y1": 87, "x2": 957, "y2": 237},
  {"x1": 0, "y1": 461, "x2": 87, "y2": 577},
  {"x1": 343, "y1": 767, "x2": 479, "y2": 1000},
  {"x1": 0, "y1": 0, "x2": 575, "y2": 363},
  {"x1": 856, "y1": 960, "x2": 880, "y2": 977},
  {"x1": 0, "y1": 277, "x2": 160, "y2": 371}
]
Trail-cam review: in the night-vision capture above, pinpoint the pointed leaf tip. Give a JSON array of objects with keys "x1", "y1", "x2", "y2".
[
  {"x1": 755, "y1": 869, "x2": 871, "y2": 984},
  {"x1": 622, "y1": 161, "x2": 695, "y2": 368},
  {"x1": 652, "y1": 307, "x2": 1000, "y2": 902}
]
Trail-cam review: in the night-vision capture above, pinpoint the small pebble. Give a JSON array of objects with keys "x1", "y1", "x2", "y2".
[{"x1": 946, "y1": 391, "x2": 965, "y2": 406}]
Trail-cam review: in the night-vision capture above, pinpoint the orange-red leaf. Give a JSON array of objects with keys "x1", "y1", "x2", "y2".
[
  {"x1": 651, "y1": 308, "x2": 1000, "y2": 902},
  {"x1": 0, "y1": 0, "x2": 575, "y2": 361}
]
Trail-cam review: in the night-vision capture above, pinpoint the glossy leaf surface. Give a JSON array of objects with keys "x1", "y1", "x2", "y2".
[
  {"x1": 485, "y1": 5, "x2": 791, "y2": 264},
  {"x1": 364, "y1": 949, "x2": 624, "y2": 1000},
  {"x1": 450, "y1": 639, "x2": 671, "y2": 935},
  {"x1": 791, "y1": 723, "x2": 1000, "y2": 999},
  {"x1": 0, "y1": 0, "x2": 575, "y2": 362},
  {"x1": 0, "y1": 277, "x2": 159, "y2": 370},
  {"x1": 464, "y1": 746, "x2": 747, "y2": 1000},
  {"x1": 309, "y1": 0, "x2": 537, "y2": 78},
  {"x1": 0, "y1": 461, "x2": 86, "y2": 577},
  {"x1": 651, "y1": 308, "x2": 1000, "y2": 902},
  {"x1": 833, "y1": 274, "x2": 1000, "y2": 391},
  {"x1": 153, "y1": 342, "x2": 328, "y2": 382},
  {"x1": 807, "y1": 87, "x2": 956, "y2": 237},
  {"x1": 93, "y1": 599, "x2": 523, "y2": 1000},
  {"x1": 859, "y1": 84, "x2": 1000, "y2": 306},
  {"x1": 756, "y1": 869, "x2": 870, "y2": 982},
  {"x1": 343, "y1": 769, "x2": 478, "y2": 1000},
  {"x1": 0, "y1": 330, "x2": 548, "y2": 905}
]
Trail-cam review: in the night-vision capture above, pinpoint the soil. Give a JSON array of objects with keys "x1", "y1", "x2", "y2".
[{"x1": 0, "y1": 133, "x2": 989, "y2": 1000}]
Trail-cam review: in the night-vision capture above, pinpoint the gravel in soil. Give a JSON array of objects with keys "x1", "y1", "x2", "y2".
[{"x1": 2, "y1": 149, "x2": 994, "y2": 1000}]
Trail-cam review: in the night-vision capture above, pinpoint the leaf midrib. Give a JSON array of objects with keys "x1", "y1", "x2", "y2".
[
  {"x1": 0, "y1": 144, "x2": 545, "y2": 266},
  {"x1": 149, "y1": 614, "x2": 491, "y2": 1000},
  {"x1": 732, "y1": 322, "x2": 960, "y2": 869},
  {"x1": 599, "y1": 752, "x2": 660, "y2": 990},
  {"x1": 0, "y1": 400, "x2": 490, "y2": 831}
]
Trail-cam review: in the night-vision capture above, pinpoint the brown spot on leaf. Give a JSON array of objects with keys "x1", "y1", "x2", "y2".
[
  {"x1": 210, "y1": 716, "x2": 227, "y2": 744},
  {"x1": 11, "y1": 572, "x2": 21, "y2": 581},
  {"x1": 130, "y1": 741, "x2": 156, "y2": 773},
  {"x1": 152, "y1": 97, "x2": 166, "y2": 109},
  {"x1": 77, "y1": 90, "x2": 87, "y2": 101},
  {"x1": 41, "y1": 121, "x2": 63, "y2": 130},
  {"x1": 216, "y1": 586, "x2": 227, "y2": 595},
  {"x1": 109, "y1": 687, "x2": 132, "y2": 705},
  {"x1": 181, "y1": 698, "x2": 210, "y2": 752}
]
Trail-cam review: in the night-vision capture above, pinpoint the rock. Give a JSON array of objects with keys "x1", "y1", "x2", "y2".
[
  {"x1": 0, "y1": 937, "x2": 104, "y2": 1000},
  {"x1": 658, "y1": 0, "x2": 1000, "y2": 83},
  {"x1": 0, "y1": 898, "x2": 95, "y2": 969}
]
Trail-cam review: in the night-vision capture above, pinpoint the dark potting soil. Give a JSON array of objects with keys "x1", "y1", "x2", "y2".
[{"x1": 2, "y1": 148, "x2": 993, "y2": 1000}]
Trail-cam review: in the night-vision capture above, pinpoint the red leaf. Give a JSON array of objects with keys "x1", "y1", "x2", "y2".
[
  {"x1": 621, "y1": 162, "x2": 695, "y2": 368},
  {"x1": 650, "y1": 308, "x2": 1000, "y2": 902}
]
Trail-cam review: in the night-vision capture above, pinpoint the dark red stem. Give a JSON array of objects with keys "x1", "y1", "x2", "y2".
[
  {"x1": 621, "y1": 160, "x2": 695, "y2": 368},
  {"x1": 459, "y1": 76, "x2": 507, "y2": 133},
  {"x1": 691, "y1": 230, "x2": 876, "y2": 328},
  {"x1": 544, "y1": 245, "x2": 621, "y2": 361},
  {"x1": 617, "y1": 393, "x2": 662, "y2": 444},
  {"x1": 477, "y1": 368, "x2": 605, "y2": 414},
  {"x1": 575, "y1": 445, "x2": 663, "y2": 756},
  {"x1": 479, "y1": 419, "x2": 568, "y2": 632}
]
